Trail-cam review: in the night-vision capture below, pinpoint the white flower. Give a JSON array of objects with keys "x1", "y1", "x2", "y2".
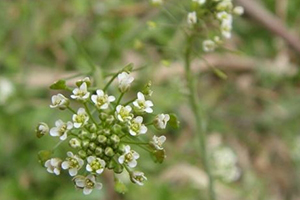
[
  {"x1": 192, "y1": 0, "x2": 206, "y2": 5},
  {"x1": 71, "y1": 82, "x2": 90, "y2": 101},
  {"x1": 91, "y1": 90, "x2": 115, "y2": 109},
  {"x1": 45, "y1": 158, "x2": 62, "y2": 175},
  {"x1": 50, "y1": 93, "x2": 69, "y2": 110},
  {"x1": 0, "y1": 77, "x2": 14, "y2": 105},
  {"x1": 233, "y1": 6, "x2": 244, "y2": 15},
  {"x1": 151, "y1": 135, "x2": 166, "y2": 150},
  {"x1": 115, "y1": 105, "x2": 133, "y2": 122},
  {"x1": 216, "y1": 0, "x2": 233, "y2": 11},
  {"x1": 69, "y1": 138, "x2": 81, "y2": 148},
  {"x1": 152, "y1": 0, "x2": 163, "y2": 5},
  {"x1": 36, "y1": 122, "x2": 49, "y2": 138},
  {"x1": 118, "y1": 145, "x2": 139, "y2": 168},
  {"x1": 74, "y1": 174, "x2": 102, "y2": 195},
  {"x1": 220, "y1": 20, "x2": 232, "y2": 38},
  {"x1": 216, "y1": 11, "x2": 232, "y2": 24},
  {"x1": 50, "y1": 120, "x2": 73, "y2": 140},
  {"x1": 61, "y1": 152, "x2": 84, "y2": 176},
  {"x1": 187, "y1": 11, "x2": 197, "y2": 25},
  {"x1": 86, "y1": 156, "x2": 106, "y2": 174},
  {"x1": 72, "y1": 108, "x2": 89, "y2": 128},
  {"x1": 154, "y1": 114, "x2": 170, "y2": 129},
  {"x1": 118, "y1": 72, "x2": 134, "y2": 93},
  {"x1": 129, "y1": 116, "x2": 147, "y2": 136},
  {"x1": 133, "y1": 92, "x2": 153, "y2": 113},
  {"x1": 131, "y1": 171, "x2": 147, "y2": 186},
  {"x1": 203, "y1": 40, "x2": 216, "y2": 52},
  {"x1": 76, "y1": 77, "x2": 91, "y2": 87}
]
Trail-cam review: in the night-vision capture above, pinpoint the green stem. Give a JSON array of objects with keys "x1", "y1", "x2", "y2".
[
  {"x1": 67, "y1": 106, "x2": 76, "y2": 114},
  {"x1": 84, "y1": 103, "x2": 98, "y2": 125},
  {"x1": 103, "y1": 72, "x2": 119, "y2": 92},
  {"x1": 115, "y1": 93, "x2": 125, "y2": 108},
  {"x1": 184, "y1": 35, "x2": 216, "y2": 200},
  {"x1": 124, "y1": 98, "x2": 135, "y2": 106}
]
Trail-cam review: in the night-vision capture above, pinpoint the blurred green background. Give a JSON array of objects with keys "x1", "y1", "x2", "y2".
[{"x1": 1, "y1": 0, "x2": 300, "y2": 199}]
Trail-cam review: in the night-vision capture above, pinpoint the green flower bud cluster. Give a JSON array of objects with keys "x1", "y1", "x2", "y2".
[{"x1": 36, "y1": 71, "x2": 173, "y2": 195}]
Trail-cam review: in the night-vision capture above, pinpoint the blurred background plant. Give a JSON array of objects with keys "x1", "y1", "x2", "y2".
[{"x1": 1, "y1": 0, "x2": 300, "y2": 200}]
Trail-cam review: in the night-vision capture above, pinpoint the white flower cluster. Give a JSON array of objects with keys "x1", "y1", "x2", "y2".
[
  {"x1": 36, "y1": 72, "x2": 170, "y2": 194},
  {"x1": 187, "y1": 0, "x2": 244, "y2": 52},
  {"x1": 210, "y1": 146, "x2": 241, "y2": 183}
]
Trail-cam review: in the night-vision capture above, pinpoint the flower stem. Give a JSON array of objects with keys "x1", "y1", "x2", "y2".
[
  {"x1": 115, "y1": 92, "x2": 125, "y2": 109},
  {"x1": 103, "y1": 72, "x2": 119, "y2": 92},
  {"x1": 184, "y1": 35, "x2": 216, "y2": 200},
  {"x1": 84, "y1": 103, "x2": 98, "y2": 125}
]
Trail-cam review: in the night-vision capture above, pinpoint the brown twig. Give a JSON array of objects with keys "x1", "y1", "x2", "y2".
[{"x1": 234, "y1": 0, "x2": 300, "y2": 54}]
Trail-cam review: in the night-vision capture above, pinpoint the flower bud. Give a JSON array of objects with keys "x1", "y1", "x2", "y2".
[
  {"x1": 36, "y1": 122, "x2": 49, "y2": 138},
  {"x1": 107, "y1": 159, "x2": 116, "y2": 169},
  {"x1": 113, "y1": 164, "x2": 124, "y2": 174},
  {"x1": 142, "y1": 81, "x2": 153, "y2": 97},
  {"x1": 103, "y1": 129, "x2": 111, "y2": 136},
  {"x1": 105, "y1": 147, "x2": 115, "y2": 157},
  {"x1": 87, "y1": 149, "x2": 93, "y2": 156},
  {"x1": 89, "y1": 142, "x2": 97, "y2": 150},
  {"x1": 97, "y1": 135, "x2": 107, "y2": 144},
  {"x1": 112, "y1": 124, "x2": 122, "y2": 134},
  {"x1": 106, "y1": 115, "x2": 115, "y2": 125},
  {"x1": 89, "y1": 132, "x2": 97, "y2": 141},
  {"x1": 69, "y1": 138, "x2": 81, "y2": 149},
  {"x1": 154, "y1": 114, "x2": 170, "y2": 130},
  {"x1": 95, "y1": 147, "x2": 103, "y2": 156},
  {"x1": 82, "y1": 139, "x2": 90, "y2": 149},
  {"x1": 87, "y1": 123, "x2": 97, "y2": 132},
  {"x1": 76, "y1": 77, "x2": 91, "y2": 87},
  {"x1": 99, "y1": 112, "x2": 108, "y2": 121},
  {"x1": 78, "y1": 130, "x2": 89, "y2": 139},
  {"x1": 152, "y1": 149, "x2": 166, "y2": 163},
  {"x1": 110, "y1": 134, "x2": 120, "y2": 145},
  {"x1": 78, "y1": 150, "x2": 87, "y2": 159}
]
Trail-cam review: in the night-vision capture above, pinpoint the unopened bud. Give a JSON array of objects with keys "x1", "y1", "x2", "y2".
[{"x1": 36, "y1": 122, "x2": 49, "y2": 138}]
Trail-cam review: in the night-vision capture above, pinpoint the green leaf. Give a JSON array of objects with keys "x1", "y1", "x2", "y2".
[
  {"x1": 49, "y1": 79, "x2": 67, "y2": 90},
  {"x1": 213, "y1": 68, "x2": 228, "y2": 80},
  {"x1": 169, "y1": 113, "x2": 180, "y2": 129}
]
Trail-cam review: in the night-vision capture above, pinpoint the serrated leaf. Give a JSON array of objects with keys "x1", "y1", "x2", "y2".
[{"x1": 49, "y1": 79, "x2": 67, "y2": 90}]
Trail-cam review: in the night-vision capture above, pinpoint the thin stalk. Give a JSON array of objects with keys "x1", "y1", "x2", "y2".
[
  {"x1": 84, "y1": 103, "x2": 98, "y2": 125},
  {"x1": 184, "y1": 35, "x2": 216, "y2": 200},
  {"x1": 103, "y1": 72, "x2": 119, "y2": 92},
  {"x1": 115, "y1": 93, "x2": 125, "y2": 109}
]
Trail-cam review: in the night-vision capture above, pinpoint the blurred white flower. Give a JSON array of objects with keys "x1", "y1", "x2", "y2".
[
  {"x1": 71, "y1": 82, "x2": 90, "y2": 101},
  {"x1": 151, "y1": 135, "x2": 166, "y2": 150},
  {"x1": 72, "y1": 108, "x2": 89, "y2": 128},
  {"x1": 192, "y1": 0, "x2": 206, "y2": 5},
  {"x1": 216, "y1": 11, "x2": 232, "y2": 24},
  {"x1": 131, "y1": 171, "x2": 147, "y2": 186},
  {"x1": 233, "y1": 6, "x2": 244, "y2": 15},
  {"x1": 203, "y1": 40, "x2": 216, "y2": 52},
  {"x1": 154, "y1": 114, "x2": 170, "y2": 129},
  {"x1": 216, "y1": 0, "x2": 233, "y2": 11},
  {"x1": 220, "y1": 20, "x2": 232, "y2": 38},
  {"x1": 86, "y1": 156, "x2": 106, "y2": 174},
  {"x1": 116, "y1": 105, "x2": 133, "y2": 122},
  {"x1": 187, "y1": 11, "x2": 197, "y2": 25},
  {"x1": 91, "y1": 89, "x2": 115, "y2": 109},
  {"x1": 0, "y1": 77, "x2": 14, "y2": 105},
  {"x1": 50, "y1": 120, "x2": 73, "y2": 140},
  {"x1": 152, "y1": 0, "x2": 163, "y2": 5},
  {"x1": 118, "y1": 72, "x2": 134, "y2": 93},
  {"x1": 45, "y1": 158, "x2": 62, "y2": 175},
  {"x1": 118, "y1": 145, "x2": 139, "y2": 168},
  {"x1": 74, "y1": 174, "x2": 102, "y2": 195},
  {"x1": 61, "y1": 151, "x2": 84, "y2": 176},
  {"x1": 133, "y1": 92, "x2": 153, "y2": 113},
  {"x1": 50, "y1": 93, "x2": 69, "y2": 110},
  {"x1": 129, "y1": 116, "x2": 147, "y2": 136}
]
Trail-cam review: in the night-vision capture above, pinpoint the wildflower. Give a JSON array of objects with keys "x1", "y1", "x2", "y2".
[
  {"x1": 72, "y1": 108, "x2": 89, "y2": 128},
  {"x1": 220, "y1": 20, "x2": 232, "y2": 38},
  {"x1": 116, "y1": 105, "x2": 133, "y2": 122},
  {"x1": 192, "y1": 0, "x2": 206, "y2": 5},
  {"x1": 50, "y1": 120, "x2": 73, "y2": 140},
  {"x1": 233, "y1": 6, "x2": 244, "y2": 15},
  {"x1": 152, "y1": 0, "x2": 163, "y2": 5},
  {"x1": 203, "y1": 40, "x2": 216, "y2": 52},
  {"x1": 86, "y1": 156, "x2": 106, "y2": 174},
  {"x1": 118, "y1": 145, "x2": 139, "y2": 168},
  {"x1": 91, "y1": 89, "x2": 115, "y2": 109},
  {"x1": 50, "y1": 93, "x2": 69, "y2": 110},
  {"x1": 216, "y1": 0, "x2": 233, "y2": 11},
  {"x1": 133, "y1": 92, "x2": 153, "y2": 113},
  {"x1": 216, "y1": 11, "x2": 232, "y2": 24},
  {"x1": 45, "y1": 158, "x2": 62, "y2": 175},
  {"x1": 154, "y1": 114, "x2": 170, "y2": 129},
  {"x1": 187, "y1": 11, "x2": 197, "y2": 25},
  {"x1": 130, "y1": 171, "x2": 147, "y2": 186},
  {"x1": 62, "y1": 152, "x2": 84, "y2": 176},
  {"x1": 151, "y1": 135, "x2": 166, "y2": 150},
  {"x1": 74, "y1": 174, "x2": 102, "y2": 195},
  {"x1": 71, "y1": 82, "x2": 90, "y2": 101},
  {"x1": 36, "y1": 122, "x2": 49, "y2": 138},
  {"x1": 69, "y1": 138, "x2": 81, "y2": 148},
  {"x1": 118, "y1": 72, "x2": 134, "y2": 93},
  {"x1": 129, "y1": 116, "x2": 147, "y2": 136}
]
